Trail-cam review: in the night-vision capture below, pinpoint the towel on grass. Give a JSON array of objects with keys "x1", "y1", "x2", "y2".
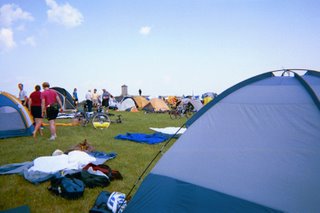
[
  {"x1": 114, "y1": 133, "x2": 168, "y2": 144},
  {"x1": 28, "y1": 150, "x2": 96, "y2": 174},
  {"x1": 149, "y1": 127, "x2": 186, "y2": 136}
]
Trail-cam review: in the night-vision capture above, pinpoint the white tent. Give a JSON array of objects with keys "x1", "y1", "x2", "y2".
[{"x1": 117, "y1": 97, "x2": 136, "y2": 111}]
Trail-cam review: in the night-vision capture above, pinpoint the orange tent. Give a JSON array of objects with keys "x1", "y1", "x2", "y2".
[
  {"x1": 133, "y1": 96, "x2": 149, "y2": 109},
  {"x1": 142, "y1": 98, "x2": 170, "y2": 112}
]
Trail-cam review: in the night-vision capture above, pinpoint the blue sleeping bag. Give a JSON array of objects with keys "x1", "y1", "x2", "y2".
[{"x1": 114, "y1": 133, "x2": 168, "y2": 144}]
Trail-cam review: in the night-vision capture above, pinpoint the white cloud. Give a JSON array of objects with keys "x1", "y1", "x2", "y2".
[
  {"x1": 0, "y1": 28, "x2": 16, "y2": 51},
  {"x1": 22, "y1": 36, "x2": 36, "y2": 47},
  {"x1": 0, "y1": 4, "x2": 34, "y2": 52},
  {"x1": 139, "y1": 26, "x2": 151, "y2": 36},
  {"x1": 46, "y1": 0, "x2": 83, "y2": 28},
  {"x1": 0, "y1": 4, "x2": 34, "y2": 27}
]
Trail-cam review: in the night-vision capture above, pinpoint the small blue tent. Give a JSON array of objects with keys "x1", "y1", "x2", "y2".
[
  {"x1": 125, "y1": 69, "x2": 320, "y2": 212},
  {"x1": 0, "y1": 92, "x2": 34, "y2": 139}
]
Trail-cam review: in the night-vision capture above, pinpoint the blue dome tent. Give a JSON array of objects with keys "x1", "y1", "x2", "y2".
[
  {"x1": 125, "y1": 69, "x2": 320, "y2": 212},
  {"x1": 0, "y1": 92, "x2": 34, "y2": 139}
]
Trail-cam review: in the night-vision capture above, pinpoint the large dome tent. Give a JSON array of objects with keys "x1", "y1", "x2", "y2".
[{"x1": 125, "y1": 69, "x2": 320, "y2": 212}]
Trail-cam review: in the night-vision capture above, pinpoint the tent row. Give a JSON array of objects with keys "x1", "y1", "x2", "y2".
[
  {"x1": 50, "y1": 86, "x2": 207, "y2": 113},
  {"x1": 117, "y1": 96, "x2": 204, "y2": 113},
  {"x1": 117, "y1": 96, "x2": 170, "y2": 112},
  {"x1": 0, "y1": 91, "x2": 203, "y2": 139}
]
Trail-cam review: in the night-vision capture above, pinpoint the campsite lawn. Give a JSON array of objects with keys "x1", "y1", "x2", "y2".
[{"x1": 0, "y1": 111, "x2": 186, "y2": 212}]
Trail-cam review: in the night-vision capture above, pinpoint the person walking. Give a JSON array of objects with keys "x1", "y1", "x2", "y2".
[
  {"x1": 18, "y1": 83, "x2": 28, "y2": 106},
  {"x1": 139, "y1": 89, "x2": 142, "y2": 96},
  {"x1": 41, "y1": 82, "x2": 63, "y2": 141},
  {"x1": 29, "y1": 85, "x2": 43, "y2": 139}
]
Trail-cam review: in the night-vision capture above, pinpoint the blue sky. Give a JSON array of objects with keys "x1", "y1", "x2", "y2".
[{"x1": 1, "y1": 0, "x2": 319, "y2": 100}]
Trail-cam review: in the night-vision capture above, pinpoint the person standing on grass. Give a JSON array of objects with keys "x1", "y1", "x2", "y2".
[
  {"x1": 92, "y1": 88, "x2": 101, "y2": 109},
  {"x1": 101, "y1": 88, "x2": 112, "y2": 113},
  {"x1": 41, "y1": 82, "x2": 63, "y2": 141},
  {"x1": 85, "y1": 89, "x2": 93, "y2": 112},
  {"x1": 18, "y1": 83, "x2": 28, "y2": 106},
  {"x1": 73, "y1": 88, "x2": 78, "y2": 107},
  {"x1": 29, "y1": 85, "x2": 43, "y2": 139}
]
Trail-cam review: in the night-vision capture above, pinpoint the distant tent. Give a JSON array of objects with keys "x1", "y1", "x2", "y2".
[
  {"x1": 0, "y1": 92, "x2": 34, "y2": 139},
  {"x1": 142, "y1": 98, "x2": 170, "y2": 112},
  {"x1": 51, "y1": 87, "x2": 76, "y2": 111},
  {"x1": 201, "y1": 92, "x2": 217, "y2": 98},
  {"x1": 125, "y1": 70, "x2": 320, "y2": 212},
  {"x1": 132, "y1": 96, "x2": 149, "y2": 109},
  {"x1": 117, "y1": 97, "x2": 136, "y2": 111},
  {"x1": 202, "y1": 92, "x2": 216, "y2": 105},
  {"x1": 178, "y1": 98, "x2": 203, "y2": 111},
  {"x1": 203, "y1": 96, "x2": 213, "y2": 105},
  {"x1": 167, "y1": 96, "x2": 178, "y2": 106},
  {"x1": 130, "y1": 106, "x2": 139, "y2": 112},
  {"x1": 109, "y1": 97, "x2": 119, "y2": 110}
]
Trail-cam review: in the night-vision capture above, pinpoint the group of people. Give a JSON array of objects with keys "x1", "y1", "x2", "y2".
[
  {"x1": 85, "y1": 88, "x2": 113, "y2": 113},
  {"x1": 18, "y1": 82, "x2": 63, "y2": 141}
]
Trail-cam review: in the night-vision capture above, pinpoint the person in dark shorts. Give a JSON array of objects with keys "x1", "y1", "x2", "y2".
[
  {"x1": 101, "y1": 89, "x2": 113, "y2": 113},
  {"x1": 29, "y1": 85, "x2": 43, "y2": 139},
  {"x1": 41, "y1": 82, "x2": 63, "y2": 141},
  {"x1": 85, "y1": 89, "x2": 93, "y2": 112}
]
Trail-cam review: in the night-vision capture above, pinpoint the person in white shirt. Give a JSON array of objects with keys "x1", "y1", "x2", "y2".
[
  {"x1": 18, "y1": 83, "x2": 28, "y2": 106},
  {"x1": 85, "y1": 90, "x2": 93, "y2": 112}
]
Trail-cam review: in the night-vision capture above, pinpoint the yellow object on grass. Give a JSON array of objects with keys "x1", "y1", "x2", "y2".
[
  {"x1": 42, "y1": 122, "x2": 79, "y2": 126},
  {"x1": 93, "y1": 122, "x2": 110, "y2": 129}
]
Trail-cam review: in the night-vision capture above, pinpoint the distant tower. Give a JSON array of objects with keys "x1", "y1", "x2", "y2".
[{"x1": 121, "y1": 85, "x2": 128, "y2": 96}]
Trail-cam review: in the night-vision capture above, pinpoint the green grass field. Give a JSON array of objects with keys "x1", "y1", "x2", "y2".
[{"x1": 0, "y1": 111, "x2": 186, "y2": 212}]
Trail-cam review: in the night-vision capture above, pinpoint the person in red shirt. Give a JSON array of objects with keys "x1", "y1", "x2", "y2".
[
  {"x1": 41, "y1": 82, "x2": 63, "y2": 141},
  {"x1": 28, "y1": 85, "x2": 43, "y2": 139}
]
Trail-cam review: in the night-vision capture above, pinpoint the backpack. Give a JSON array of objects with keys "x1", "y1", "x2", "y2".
[
  {"x1": 89, "y1": 191, "x2": 113, "y2": 213},
  {"x1": 89, "y1": 191, "x2": 127, "y2": 213},
  {"x1": 48, "y1": 177, "x2": 85, "y2": 199},
  {"x1": 69, "y1": 171, "x2": 110, "y2": 188},
  {"x1": 80, "y1": 171, "x2": 110, "y2": 188}
]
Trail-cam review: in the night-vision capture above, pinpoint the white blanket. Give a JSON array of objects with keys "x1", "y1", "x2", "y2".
[
  {"x1": 149, "y1": 127, "x2": 186, "y2": 135},
  {"x1": 28, "y1": 150, "x2": 96, "y2": 174}
]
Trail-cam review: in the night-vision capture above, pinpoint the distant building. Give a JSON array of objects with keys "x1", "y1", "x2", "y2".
[
  {"x1": 114, "y1": 84, "x2": 128, "y2": 102},
  {"x1": 121, "y1": 85, "x2": 128, "y2": 96}
]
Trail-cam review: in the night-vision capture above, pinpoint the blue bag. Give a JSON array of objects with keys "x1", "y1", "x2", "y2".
[
  {"x1": 48, "y1": 177, "x2": 85, "y2": 200},
  {"x1": 89, "y1": 191, "x2": 112, "y2": 213}
]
